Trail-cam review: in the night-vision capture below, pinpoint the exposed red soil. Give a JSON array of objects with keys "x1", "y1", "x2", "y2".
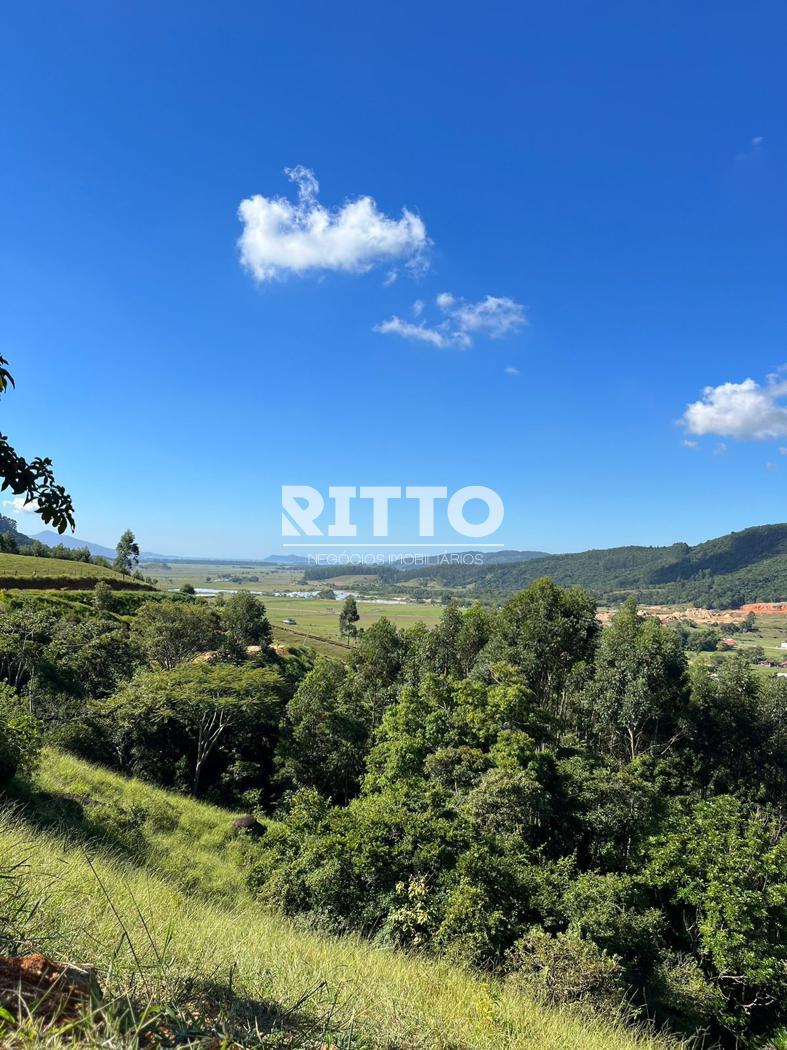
[
  {"x1": 0, "y1": 954, "x2": 100, "y2": 1024},
  {"x1": 739, "y1": 602, "x2": 787, "y2": 615},
  {"x1": 598, "y1": 603, "x2": 787, "y2": 625}
]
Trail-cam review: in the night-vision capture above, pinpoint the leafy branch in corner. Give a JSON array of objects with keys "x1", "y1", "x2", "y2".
[{"x1": 0, "y1": 356, "x2": 75, "y2": 533}]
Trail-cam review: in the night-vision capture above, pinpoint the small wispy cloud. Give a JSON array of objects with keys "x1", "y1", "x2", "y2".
[
  {"x1": 238, "y1": 167, "x2": 430, "y2": 282},
  {"x1": 734, "y1": 135, "x2": 766, "y2": 172},
  {"x1": 713, "y1": 442, "x2": 728, "y2": 456},
  {"x1": 682, "y1": 439, "x2": 698, "y2": 449},
  {"x1": 375, "y1": 292, "x2": 526, "y2": 350},
  {"x1": 373, "y1": 316, "x2": 450, "y2": 348},
  {"x1": 437, "y1": 292, "x2": 526, "y2": 340},
  {"x1": 505, "y1": 366, "x2": 520, "y2": 376}
]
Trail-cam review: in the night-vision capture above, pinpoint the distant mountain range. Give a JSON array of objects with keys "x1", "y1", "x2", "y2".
[
  {"x1": 25, "y1": 530, "x2": 550, "y2": 568},
  {"x1": 29, "y1": 533, "x2": 317, "y2": 565},
  {"x1": 29, "y1": 530, "x2": 116, "y2": 558},
  {"x1": 29, "y1": 530, "x2": 174, "y2": 562}
]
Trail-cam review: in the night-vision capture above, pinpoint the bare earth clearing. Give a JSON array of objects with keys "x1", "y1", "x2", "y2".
[{"x1": 598, "y1": 601, "x2": 787, "y2": 625}]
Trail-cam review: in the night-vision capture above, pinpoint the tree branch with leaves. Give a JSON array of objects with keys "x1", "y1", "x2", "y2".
[{"x1": 0, "y1": 356, "x2": 75, "y2": 533}]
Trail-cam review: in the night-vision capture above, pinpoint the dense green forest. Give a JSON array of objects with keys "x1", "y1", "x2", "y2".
[
  {"x1": 305, "y1": 523, "x2": 787, "y2": 607},
  {"x1": 1, "y1": 581, "x2": 786, "y2": 1047}
]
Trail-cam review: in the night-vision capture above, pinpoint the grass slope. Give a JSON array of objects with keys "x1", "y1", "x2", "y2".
[
  {"x1": 0, "y1": 552, "x2": 148, "y2": 590},
  {"x1": 1, "y1": 751, "x2": 681, "y2": 1050},
  {"x1": 16, "y1": 748, "x2": 248, "y2": 899},
  {"x1": 271, "y1": 622, "x2": 352, "y2": 659}
]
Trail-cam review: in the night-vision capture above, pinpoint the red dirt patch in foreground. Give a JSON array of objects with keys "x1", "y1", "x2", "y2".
[{"x1": 0, "y1": 954, "x2": 100, "y2": 1024}]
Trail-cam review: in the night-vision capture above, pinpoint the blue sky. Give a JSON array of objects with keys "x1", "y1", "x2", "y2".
[{"x1": 2, "y1": 1, "x2": 787, "y2": 557}]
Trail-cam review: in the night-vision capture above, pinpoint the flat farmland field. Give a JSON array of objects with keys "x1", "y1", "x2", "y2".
[
  {"x1": 142, "y1": 560, "x2": 306, "y2": 592},
  {"x1": 264, "y1": 594, "x2": 445, "y2": 642},
  {"x1": 140, "y1": 562, "x2": 448, "y2": 648}
]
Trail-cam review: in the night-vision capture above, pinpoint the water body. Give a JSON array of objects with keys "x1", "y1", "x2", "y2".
[{"x1": 185, "y1": 587, "x2": 410, "y2": 605}]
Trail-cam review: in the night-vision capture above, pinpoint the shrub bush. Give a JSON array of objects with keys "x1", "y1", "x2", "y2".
[
  {"x1": 0, "y1": 684, "x2": 41, "y2": 784},
  {"x1": 507, "y1": 929, "x2": 626, "y2": 1014}
]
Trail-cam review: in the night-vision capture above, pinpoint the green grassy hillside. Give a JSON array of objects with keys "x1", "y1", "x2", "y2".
[
  {"x1": 14, "y1": 748, "x2": 248, "y2": 899},
  {"x1": 395, "y1": 523, "x2": 787, "y2": 607},
  {"x1": 0, "y1": 750, "x2": 681, "y2": 1050},
  {"x1": 0, "y1": 551, "x2": 149, "y2": 590}
]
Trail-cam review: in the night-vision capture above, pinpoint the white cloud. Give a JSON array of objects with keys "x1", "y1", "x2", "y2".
[
  {"x1": 682, "y1": 439, "x2": 698, "y2": 449},
  {"x1": 713, "y1": 442, "x2": 728, "y2": 456},
  {"x1": 2, "y1": 496, "x2": 39, "y2": 515},
  {"x1": 682, "y1": 375, "x2": 787, "y2": 440},
  {"x1": 375, "y1": 291, "x2": 526, "y2": 350},
  {"x1": 373, "y1": 316, "x2": 450, "y2": 349},
  {"x1": 505, "y1": 366, "x2": 520, "y2": 376},
  {"x1": 438, "y1": 292, "x2": 526, "y2": 340},
  {"x1": 238, "y1": 167, "x2": 430, "y2": 282}
]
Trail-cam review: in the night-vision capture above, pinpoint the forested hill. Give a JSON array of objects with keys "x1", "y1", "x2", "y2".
[
  {"x1": 0, "y1": 514, "x2": 30, "y2": 545},
  {"x1": 394, "y1": 523, "x2": 787, "y2": 606}
]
